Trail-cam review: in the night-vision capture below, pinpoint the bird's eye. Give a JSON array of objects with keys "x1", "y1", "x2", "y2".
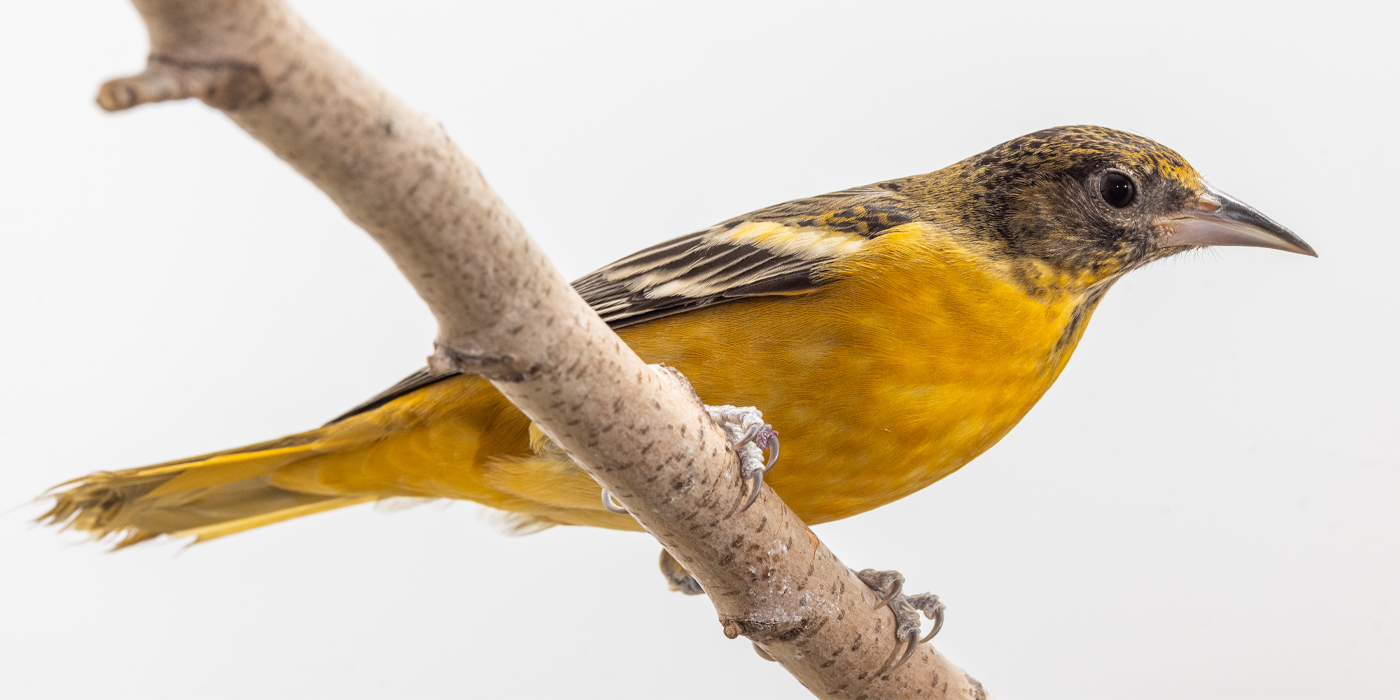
[{"x1": 1099, "y1": 171, "x2": 1136, "y2": 208}]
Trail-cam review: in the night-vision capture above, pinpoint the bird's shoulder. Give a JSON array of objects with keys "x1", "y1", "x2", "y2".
[{"x1": 575, "y1": 182, "x2": 923, "y2": 328}]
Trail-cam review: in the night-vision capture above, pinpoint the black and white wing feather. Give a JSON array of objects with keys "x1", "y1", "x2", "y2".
[{"x1": 576, "y1": 184, "x2": 917, "y2": 328}]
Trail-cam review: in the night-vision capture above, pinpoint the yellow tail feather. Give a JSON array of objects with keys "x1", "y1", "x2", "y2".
[
  {"x1": 173, "y1": 495, "x2": 378, "y2": 543},
  {"x1": 37, "y1": 373, "x2": 606, "y2": 547},
  {"x1": 37, "y1": 432, "x2": 370, "y2": 549}
]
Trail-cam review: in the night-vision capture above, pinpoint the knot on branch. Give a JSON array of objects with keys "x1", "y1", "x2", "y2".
[
  {"x1": 720, "y1": 615, "x2": 822, "y2": 645},
  {"x1": 97, "y1": 55, "x2": 270, "y2": 112},
  {"x1": 429, "y1": 344, "x2": 543, "y2": 382}
]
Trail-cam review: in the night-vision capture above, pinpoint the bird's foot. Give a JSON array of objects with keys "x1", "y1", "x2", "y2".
[
  {"x1": 600, "y1": 405, "x2": 776, "y2": 518},
  {"x1": 855, "y1": 568, "x2": 945, "y2": 675},
  {"x1": 659, "y1": 548, "x2": 705, "y2": 596},
  {"x1": 704, "y1": 405, "x2": 779, "y2": 516}
]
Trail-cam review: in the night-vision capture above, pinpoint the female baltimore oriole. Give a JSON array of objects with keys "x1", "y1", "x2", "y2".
[{"x1": 41, "y1": 125, "x2": 1314, "y2": 549}]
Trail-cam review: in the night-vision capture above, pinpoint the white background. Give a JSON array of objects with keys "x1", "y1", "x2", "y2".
[{"x1": 2, "y1": 2, "x2": 1396, "y2": 698}]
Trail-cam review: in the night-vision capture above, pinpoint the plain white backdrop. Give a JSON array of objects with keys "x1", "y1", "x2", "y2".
[{"x1": 2, "y1": 2, "x2": 1396, "y2": 698}]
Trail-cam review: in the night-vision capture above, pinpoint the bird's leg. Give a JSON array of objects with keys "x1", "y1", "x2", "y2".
[
  {"x1": 659, "y1": 548, "x2": 705, "y2": 596},
  {"x1": 703, "y1": 405, "x2": 779, "y2": 516},
  {"x1": 855, "y1": 568, "x2": 946, "y2": 675}
]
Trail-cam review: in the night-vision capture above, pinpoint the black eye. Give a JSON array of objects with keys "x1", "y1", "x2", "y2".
[{"x1": 1099, "y1": 172, "x2": 1136, "y2": 208}]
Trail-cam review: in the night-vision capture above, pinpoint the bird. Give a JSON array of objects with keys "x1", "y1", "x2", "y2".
[{"x1": 39, "y1": 125, "x2": 1315, "y2": 556}]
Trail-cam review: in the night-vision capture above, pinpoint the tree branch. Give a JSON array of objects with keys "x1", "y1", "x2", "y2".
[{"x1": 100, "y1": 1, "x2": 988, "y2": 697}]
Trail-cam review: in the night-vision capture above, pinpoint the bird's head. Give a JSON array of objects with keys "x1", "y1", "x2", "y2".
[{"x1": 921, "y1": 125, "x2": 1315, "y2": 293}]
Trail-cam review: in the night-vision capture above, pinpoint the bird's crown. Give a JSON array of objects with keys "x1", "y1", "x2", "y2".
[{"x1": 970, "y1": 125, "x2": 1203, "y2": 190}]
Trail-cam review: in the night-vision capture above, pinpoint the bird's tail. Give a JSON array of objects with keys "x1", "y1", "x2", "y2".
[{"x1": 36, "y1": 432, "x2": 374, "y2": 549}]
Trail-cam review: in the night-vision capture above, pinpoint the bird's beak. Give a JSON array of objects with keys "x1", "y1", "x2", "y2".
[{"x1": 1154, "y1": 185, "x2": 1317, "y2": 257}]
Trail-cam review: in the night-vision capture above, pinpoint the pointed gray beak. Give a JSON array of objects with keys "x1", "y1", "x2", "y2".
[{"x1": 1154, "y1": 185, "x2": 1317, "y2": 257}]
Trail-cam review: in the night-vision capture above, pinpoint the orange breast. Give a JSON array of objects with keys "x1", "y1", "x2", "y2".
[{"x1": 618, "y1": 228, "x2": 1098, "y2": 523}]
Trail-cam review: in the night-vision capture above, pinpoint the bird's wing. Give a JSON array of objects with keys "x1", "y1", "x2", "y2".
[
  {"x1": 329, "y1": 184, "x2": 917, "y2": 423},
  {"x1": 576, "y1": 184, "x2": 916, "y2": 328}
]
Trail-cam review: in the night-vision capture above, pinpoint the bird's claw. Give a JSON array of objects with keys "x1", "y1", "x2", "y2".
[
  {"x1": 704, "y1": 405, "x2": 780, "y2": 517},
  {"x1": 856, "y1": 568, "x2": 946, "y2": 676},
  {"x1": 909, "y1": 593, "x2": 946, "y2": 645},
  {"x1": 601, "y1": 488, "x2": 629, "y2": 515}
]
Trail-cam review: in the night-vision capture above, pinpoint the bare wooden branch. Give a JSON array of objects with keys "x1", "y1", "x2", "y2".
[{"x1": 103, "y1": 1, "x2": 989, "y2": 696}]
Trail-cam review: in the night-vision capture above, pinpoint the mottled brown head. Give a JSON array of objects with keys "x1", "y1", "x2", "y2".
[{"x1": 911, "y1": 125, "x2": 1313, "y2": 290}]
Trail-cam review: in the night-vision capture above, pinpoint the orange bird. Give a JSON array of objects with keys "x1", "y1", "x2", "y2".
[{"x1": 41, "y1": 126, "x2": 1314, "y2": 561}]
